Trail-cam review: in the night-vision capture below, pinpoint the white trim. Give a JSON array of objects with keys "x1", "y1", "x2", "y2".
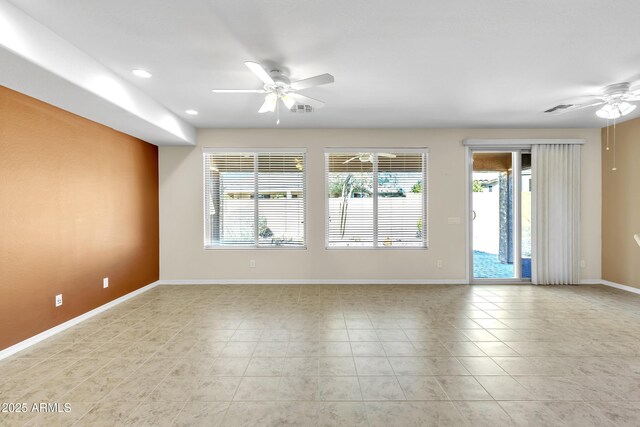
[
  {"x1": 579, "y1": 279, "x2": 602, "y2": 285},
  {"x1": 203, "y1": 150, "x2": 308, "y2": 249},
  {"x1": 512, "y1": 151, "x2": 522, "y2": 279},
  {"x1": 0, "y1": 281, "x2": 159, "y2": 361},
  {"x1": 581, "y1": 279, "x2": 640, "y2": 295},
  {"x1": 323, "y1": 148, "x2": 429, "y2": 249},
  {"x1": 202, "y1": 147, "x2": 308, "y2": 153},
  {"x1": 372, "y1": 153, "x2": 379, "y2": 245},
  {"x1": 325, "y1": 147, "x2": 430, "y2": 153},
  {"x1": 467, "y1": 147, "x2": 531, "y2": 283},
  {"x1": 465, "y1": 146, "x2": 472, "y2": 284},
  {"x1": 158, "y1": 279, "x2": 468, "y2": 285},
  {"x1": 463, "y1": 139, "x2": 585, "y2": 147},
  {"x1": 423, "y1": 151, "x2": 429, "y2": 248}
]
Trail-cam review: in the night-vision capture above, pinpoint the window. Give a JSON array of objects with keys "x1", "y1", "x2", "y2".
[
  {"x1": 325, "y1": 149, "x2": 427, "y2": 248},
  {"x1": 204, "y1": 150, "x2": 305, "y2": 248}
]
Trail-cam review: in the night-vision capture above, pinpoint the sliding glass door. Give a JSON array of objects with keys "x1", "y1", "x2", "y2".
[{"x1": 470, "y1": 150, "x2": 531, "y2": 282}]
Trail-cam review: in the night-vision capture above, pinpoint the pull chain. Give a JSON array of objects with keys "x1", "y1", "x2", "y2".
[
  {"x1": 612, "y1": 117, "x2": 617, "y2": 171},
  {"x1": 276, "y1": 100, "x2": 280, "y2": 126},
  {"x1": 605, "y1": 118, "x2": 610, "y2": 151}
]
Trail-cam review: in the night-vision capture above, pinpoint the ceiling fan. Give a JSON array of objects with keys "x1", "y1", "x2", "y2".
[
  {"x1": 544, "y1": 82, "x2": 640, "y2": 119},
  {"x1": 343, "y1": 153, "x2": 397, "y2": 164},
  {"x1": 212, "y1": 62, "x2": 334, "y2": 117}
]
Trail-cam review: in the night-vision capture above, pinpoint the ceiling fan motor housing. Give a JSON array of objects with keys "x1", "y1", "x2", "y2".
[
  {"x1": 268, "y1": 70, "x2": 291, "y2": 89},
  {"x1": 602, "y1": 82, "x2": 630, "y2": 98}
]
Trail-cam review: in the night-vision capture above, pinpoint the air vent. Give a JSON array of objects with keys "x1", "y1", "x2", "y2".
[
  {"x1": 544, "y1": 104, "x2": 573, "y2": 113},
  {"x1": 291, "y1": 105, "x2": 313, "y2": 113}
]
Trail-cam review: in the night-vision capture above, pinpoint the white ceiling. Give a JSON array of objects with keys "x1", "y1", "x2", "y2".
[{"x1": 6, "y1": 0, "x2": 640, "y2": 130}]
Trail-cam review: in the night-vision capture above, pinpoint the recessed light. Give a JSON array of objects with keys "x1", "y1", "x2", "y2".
[
  {"x1": 132, "y1": 69, "x2": 152, "y2": 78},
  {"x1": 185, "y1": 109, "x2": 199, "y2": 115}
]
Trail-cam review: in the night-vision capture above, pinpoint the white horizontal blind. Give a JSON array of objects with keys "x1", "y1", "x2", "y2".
[
  {"x1": 205, "y1": 152, "x2": 256, "y2": 246},
  {"x1": 204, "y1": 150, "x2": 306, "y2": 248},
  {"x1": 377, "y1": 152, "x2": 426, "y2": 247},
  {"x1": 257, "y1": 153, "x2": 305, "y2": 247},
  {"x1": 326, "y1": 150, "x2": 427, "y2": 248},
  {"x1": 326, "y1": 152, "x2": 374, "y2": 246}
]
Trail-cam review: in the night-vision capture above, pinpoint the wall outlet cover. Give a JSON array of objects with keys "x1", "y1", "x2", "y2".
[
  {"x1": 103, "y1": 277, "x2": 109, "y2": 288},
  {"x1": 55, "y1": 294, "x2": 62, "y2": 307}
]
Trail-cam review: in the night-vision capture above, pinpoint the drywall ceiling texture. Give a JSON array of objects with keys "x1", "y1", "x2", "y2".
[
  {"x1": 602, "y1": 118, "x2": 640, "y2": 289},
  {"x1": 159, "y1": 128, "x2": 601, "y2": 283},
  {"x1": 6, "y1": 0, "x2": 640, "y2": 129}
]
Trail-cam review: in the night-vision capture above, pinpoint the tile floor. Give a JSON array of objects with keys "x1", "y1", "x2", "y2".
[{"x1": 2, "y1": 284, "x2": 640, "y2": 426}]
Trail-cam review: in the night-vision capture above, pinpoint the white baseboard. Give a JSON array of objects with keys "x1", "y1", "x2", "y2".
[
  {"x1": 0, "y1": 280, "x2": 159, "y2": 361},
  {"x1": 579, "y1": 279, "x2": 603, "y2": 285},
  {"x1": 158, "y1": 279, "x2": 469, "y2": 285},
  {"x1": 598, "y1": 279, "x2": 640, "y2": 295}
]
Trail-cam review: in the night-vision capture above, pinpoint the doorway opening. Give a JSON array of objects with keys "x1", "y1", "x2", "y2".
[{"x1": 471, "y1": 151, "x2": 531, "y2": 281}]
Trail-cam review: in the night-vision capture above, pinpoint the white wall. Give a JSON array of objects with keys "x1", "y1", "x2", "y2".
[{"x1": 159, "y1": 128, "x2": 601, "y2": 283}]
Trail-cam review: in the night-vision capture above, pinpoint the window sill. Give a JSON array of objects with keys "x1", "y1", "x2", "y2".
[
  {"x1": 325, "y1": 246, "x2": 429, "y2": 250},
  {"x1": 204, "y1": 245, "x2": 307, "y2": 250}
]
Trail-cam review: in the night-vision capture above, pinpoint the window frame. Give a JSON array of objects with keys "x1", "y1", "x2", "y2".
[
  {"x1": 324, "y1": 147, "x2": 429, "y2": 250},
  {"x1": 203, "y1": 147, "x2": 307, "y2": 250}
]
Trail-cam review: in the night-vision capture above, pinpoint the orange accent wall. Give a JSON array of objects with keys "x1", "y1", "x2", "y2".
[{"x1": 0, "y1": 85, "x2": 159, "y2": 350}]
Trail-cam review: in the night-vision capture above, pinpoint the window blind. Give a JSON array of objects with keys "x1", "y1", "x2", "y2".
[
  {"x1": 257, "y1": 153, "x2": 305, "y2": 246},
  {"x1": 204, "y1": 150, "x2": 305, "y2": 248},
  {"x1": 326, "y1": 150, "x2": 427, "y2": 248}
]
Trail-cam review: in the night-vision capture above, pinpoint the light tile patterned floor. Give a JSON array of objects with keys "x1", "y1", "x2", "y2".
[{"x1": 2, "y1": 284, "x2": 640, "y2": 426}]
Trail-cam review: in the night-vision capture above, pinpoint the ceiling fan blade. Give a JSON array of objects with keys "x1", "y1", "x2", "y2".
[
  {"x1": 258, "y1": 93, "x2": 277, "y2": 113},
  {"x1": 290, "y1": 73, "x2": 334, "y2": 90},
  {"x1": 281, "y1": 95, "x2": 296, "y2": 109},
  {"x1": 549, "y1": 101, "x2": 605, "y2": 115},
  {"x1": 289, "y1": 93, "x2": 325, "y2": 108},
  {"x1": 244, "y1": 61, "x2": 274, "y2": 85},
  {"x1": 378, "y1": 153, "x2": 397, "y2": 158},
  {"x1": 212, "y1": 89, "x2": 266, "y2": 93},
  {"x1": 564, "y1": 94, "x2": 602, "y2": 105},
  {"x1": 623, "y1": 93, "x2": 640, "y2": 101},
  {"x1": 258, "y1": 100, "x2": 271, "y2": 113},
  {"x1": 343, "y1": 156, "x2": 359, "y2": 164}
]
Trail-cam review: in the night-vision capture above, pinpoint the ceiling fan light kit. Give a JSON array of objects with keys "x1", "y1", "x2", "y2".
[
  {"x1": 212, "y1": 61, "x2": 334, "y2": 124},
  {"x1": 595, "y1": 101, "x2": 636, "y2": 119},
  {"x1": 545, "y1": 80, "x2": 640, "y2": 171},
  {"x1": 545, "y1": 81, "x2": 640, "y2": 117}
]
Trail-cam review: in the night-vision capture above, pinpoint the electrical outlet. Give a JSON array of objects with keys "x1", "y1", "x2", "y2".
[
  {"x1": 55, "y1": 294, "x2": 62, "y2": 307},
  {"x1": 103, "y1": 277, "x2": 109, "y2": 288},
  {"x1": 580, "y1": 260, "x2": 586, "y2": 268},
  {"x1": 436, "y1": 260, "x2": 443, "y2": 268},
  {"x1": 249, "y1": 259, "x2": 256, "y2": 268}
]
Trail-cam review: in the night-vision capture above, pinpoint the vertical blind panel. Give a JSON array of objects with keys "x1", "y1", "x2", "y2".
[
  {"x1": 257, "y1": 153, "x2": 305, "y2": 246},
  {"x1": 205, "y1": 152, "x2": 255, "y2": 246},
  {"x1": 326, "y1": 151, "x2": 427, "y2": 248},
  {"x1": 327, "y1": 153, "x2": 374, "y2": 246}
]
